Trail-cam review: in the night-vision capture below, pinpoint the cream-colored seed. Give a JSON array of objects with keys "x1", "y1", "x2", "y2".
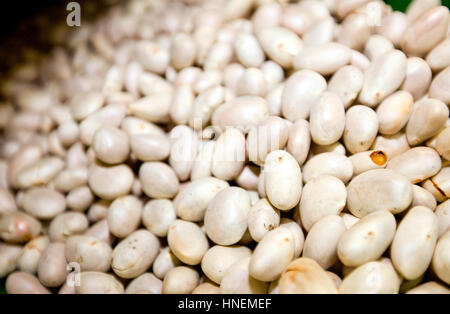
[
  {"x1": 303, "y1": 152, "x2": 353, "y2": 184},
  {"x1": 247, "y1": 116, "x2": 290, "y2": 166},
  {"x1": 66, "y1": 185, "x2": 94, "y2": 212},
  {"x1": 358, "y1": 50, "x2": 407, "y2": 107},
  {"x1": 88, "y1": 162, "x2": 134, "y2": 200},
  {"x1": 17, "y1": 236, "x2": 50, "y2": 274},
  {"x1": 234, "y1": 33, "x2": 265, "y2": 68},
  {"x1": 281, "y1": 69, "x2": 327, "y2": 121},
  {"x1": 220, "y1": 257, "x2": 269, "y2": 294},
  {"x1": 142, "y1": 199, "x2": 176, "y2": 237},
  {"x1": 169, "y1": 125, "x2": 198, "y2": 181},
  {"x1": 279, "y1": 258, "x2": 338, "y2": 294},
  {"x1": 0, "y1": 244, "x2": 22, "y2": 278},
  {"x1": 167, "y1": 220, "x2": 209, "y2": 265},
  {"x1": 139, "y1": 162, "x2": 179, "y2": 199},
  {"x1": 432, "y1": 230, "x2": 450, "y2": 284},
  {"x1": 299, "y1": 175, "x2": 347, "y2": 231},
  {"x1": 338, "y1": 211, "x2": 396, "y2": 267},
  {"x1": 339, "y1": 259, "x2": 401, "y2": 294},
  {"x1": 377, "y1": 91, "x2": 414, "y2": 135},
  {"x1": 401, "y1": 6, "x2": 449, "y2": 57},
  {"x1": 112, "y1": 229, "x2": 160, "y2": 279},
  {"x1": 406, "y1": 98, "x2": 449, "y2": 146},
  {"x1": 294, "y1": 43, "x2": 351, "y2": 75},
  {"x1": 436, "y1": 200, "x2": 450, "y2": 237},
  {"x1": 310, "y1": 92, "x2": 345, "y2": 146},
  {"x1": 174, "y1": 177, "x2": 229, "y2": 222},
  {"x1": 37, "y1": 243, "x2": 67, "y2": 288},
  {"x1": 391, "y1": 206, "x2": 439, "y2": 280},
  {"x1": 401, "y1": 57, "x2": 432, "y2": 100},
  {"x1": 426, "y1": 38, "x2": 450, "y2": 72},
  {"x1": 411, "y1": 185, "x2": 437, "y2": 210},
  {"x1": 264, "y1": 150, "x2": 302, "y2": 210},
  {"x1": 65, "y1": 235, "x2": 112, "y2": 272},
  {"x1": 204, "y1": 187, "x2": 251, "y2": 246},
  {"x1": 303, "y1": 215, "x2": 346, "y2": 269},
  {"x1": 436, "y1": 127, "x2": 450, "y2": 160},
  {"x1": 125, "y1": 273, "x2": 162, "y2": 295},
  {"x1": 22, "y1": 187, "x2": 65, "y2": 219},
  {"x1": 212, "y1": 96, "x2": 269, "y2": 131},
  {"x1": 328, "y1": 65, "x2": 364, "y2": 109},
  {"x1": 162, "y1": 266, "x2": 199, "y2": 294},
  {"x1": 347, "y1": 169, "x2": 413, "y2": 218},
  {"x1": 287, "y1": 119, "x2": 311, "y2": 166},
  {"x1": 406, "y1": 281, "x2": 450, "y2": 294},
  {"x1": 48, "y1": 212, "x2": 89, "y2": 242},
  {"x1": 91, "y1": 127, "x2": 129, "y2": 165},
  {"x1": 257, "y1": 26, "x2": 304, "y2": 68},
  {"x1": 6, "y1": 272, "x2": 50, "y2": 294},
  {"x1": 371, "y1": 132, "x2": 410, "y2": 159},
  {"x1": 153, "y1": 248, "x2": 181, "y2": 280},
  {"x1": 130, "y1": 133, "x2": 170, "y2": 162},
  {"x1": 211, "y1": 127, "x2": 246, "y2": 181},
  {"x1": 250, "y1": 226, "x2": 296, "y2": 282},
  {"x1": 248, "y1": 198, "x2": 280, "y2": 242},
  {"x1": 387, "y1": 147, "x2": 442, "y2": 183},
  {"x1": 0, "y1": 212, "x2": 41, "y2": 244},
  {"x1": 201, "y1": 245, "x2": 251, "y2": 284},
  {"x1": 76, "y1": 272, "x2": 124, "y2": 294},
  {"x1": 349, "y1": 150, "x2": 389, "y2": 176},
  {"x1": 107, "y1": 195, "x2": 143, "y2": 238}
]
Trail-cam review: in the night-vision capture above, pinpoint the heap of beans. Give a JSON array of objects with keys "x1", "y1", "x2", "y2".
[{"x1": 0, "y1": 0, "x2": 450, "y2": 294}]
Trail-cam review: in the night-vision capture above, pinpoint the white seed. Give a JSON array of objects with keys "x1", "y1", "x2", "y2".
[
  {"x1": 328, "y1": 65, "x2": 364, "y2": 109},
  {"x1": 358, "y1": 50, "x2": 407, "y2": 107},
  {"x1": 174, "y1": 177, "x2": 229, "y2": 222},
  {"x1": 257, "y1": 26, "x2": 304, "y2": 68},
  {"x1": 303, "y1": 152, "x2": 353, "y2": 184},
  {"x1": 391, "y1": 206, "x2": 439, "y2": 280},
  {"x1": 204, "y1": 187, "x2": 251, "y2": 246},
  {"x1": 294, "y1": 43, "x2": 351, "y2": 75},
  {"x1": 248, "y1": 198, "x2": 280, "y2": 242},
  {"x1": 139, "y1": 162, "x2": 179, "y2": 199},
  {"x1": 112, "y1": 229, "x2": 160, "y2": 279},
  {"x1": 65, "y1": 235, "x2": 112, "y2": 272},
  {"x1": 339, "y1": 259, "x2": 401, "y2": 294},
  {"x1": 387, "y1": 147, "x2": 441, "y2": 183},
  {"x1": 264, "y1": 150, "x2": 302, "y2": 210},
  {"x1": 299, "y1": 175, "x2": 347, "y2": 231},
  {"x1": 220, "y1": 257, "x2": 269, "y2": 294},
  {"x1": 250, "y1": 226, "x2": 295, "y2": 282},
  {"x1": 201, "y1": 245, "x2": 251, "y2": 284},
  {"x1": 107, "y1": 195, "x2": 142, "y2": 238},
  {"x1": 310, "y1": 92, "x2": 345, "y2": 146},
  {"x1": 338, "y1": 211, "x2": 396, "y2": 267},
  {"x1": 406, "y1": 98, "x2": 449, "y2": 145},
  {"x1": 168, "y1": 220, "x2": 209, "y2": 266},
  {"x1": 22, "y1": 187, "x2": 65, "y2": 219},
  {"x1": 279, "y1": 257, "x2": 338, "y2": 294},
  {"x1": 88, "y1": 162, "x2": 134, "y2": 200},
  {"x1": 281, "y1": 70, "x2": 327, "y2": 121},
  {"x1": 347, "y1": 169, "x2": 413, "y2": 218},
  {"x1": 376, "y1": 91, "x2": 414, "y2": 135},
  {"x1": 303, "y1": 215, "x2": 346, "y2": 269},
  {"x1": 401, "y1": 57, "x2": 432, "y2": 100}
]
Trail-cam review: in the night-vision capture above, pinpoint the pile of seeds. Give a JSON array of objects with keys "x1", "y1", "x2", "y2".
[{"x1": 0, "y1": 0, "x2": 450, "y2": 294}]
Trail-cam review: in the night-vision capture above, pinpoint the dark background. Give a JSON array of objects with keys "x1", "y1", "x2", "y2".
[{"x1": 0, "y1": 0, "x2": 449, "y2": 75}]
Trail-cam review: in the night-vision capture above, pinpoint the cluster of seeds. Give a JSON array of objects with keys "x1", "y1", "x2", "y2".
[{"x1": 0, "y1": 0, "x2": 450, "y2": 294}]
